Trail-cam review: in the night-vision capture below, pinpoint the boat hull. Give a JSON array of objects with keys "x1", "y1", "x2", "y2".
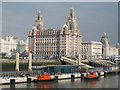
[
  {"x1": 33, "y1": 78, "x2": 56, "y2": 82},
  {"x1": 84, "y1": 76, "x2": 100, "y2": 79}
]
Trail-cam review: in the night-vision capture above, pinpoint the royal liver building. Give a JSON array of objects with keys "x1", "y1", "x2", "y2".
[{"x1": 28, "y1": 8, "x2": 82, "y2": 59}]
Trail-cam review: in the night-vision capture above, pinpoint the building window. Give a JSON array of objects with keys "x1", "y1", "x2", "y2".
[
  {"x1": 38, "y1": 16, "x2": 40, "y2": 20},
  {"x1": 37, "y1": 24, "x2": 40, "y2": 29}
]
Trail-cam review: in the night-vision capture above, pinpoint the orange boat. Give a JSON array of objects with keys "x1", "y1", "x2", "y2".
[
  {"x1": 84, "y1": 72, "x2": 100, "y2": 79},
  {"x1": 34, "y1": 73, "x2": 56, "y2": 82}
]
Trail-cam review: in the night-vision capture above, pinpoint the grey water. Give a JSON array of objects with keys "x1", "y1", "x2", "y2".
[{"x1": 2, "y1": 75, "x2": 119, "y2": 89}]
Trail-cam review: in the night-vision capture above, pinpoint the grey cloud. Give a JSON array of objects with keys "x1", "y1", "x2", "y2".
[{"x1": 2, "y1": 2, "x2": 118, "y2": 46}]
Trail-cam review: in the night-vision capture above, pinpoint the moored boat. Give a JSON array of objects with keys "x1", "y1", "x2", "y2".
[
  {"x1": 84, "y1": 72, "x2": 100, "y2": 79},
  {"x1": 33, "y1": 73, "x2": 56, "y2": 82}
]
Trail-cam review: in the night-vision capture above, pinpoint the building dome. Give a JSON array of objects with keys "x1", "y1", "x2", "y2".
[
  {"x1": 101, "y1": 32, "x2": 108, "y2": 39},
  {"x1": 38, "y1": 10, "x2": 41, "y2": 14},
  {"x1": 101, "y1": 32, "x2": 110, "y2": 44},
  {"x1": 63, "y1": 24, "x2": 68, "y2": 28},
  {"x1": 116, "y1": 43, "x2": 120, "y2": 48},
  {"x1": 32, "y1": 26, "x2": 37, "y2": 30},
  {"x1": 70, "y1": 8, "x2": 74, "y2": 10}
]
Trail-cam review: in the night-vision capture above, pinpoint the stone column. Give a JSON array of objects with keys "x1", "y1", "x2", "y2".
[
  {"x1": 78, "y1": 54, "x2": 81, "y2": 65},
  {"x1": 16, "y1": 52, "x2": 19, "y2": 72},
  {"x1": 28, "y1": 53, "x2": 32, "y2": 72}
]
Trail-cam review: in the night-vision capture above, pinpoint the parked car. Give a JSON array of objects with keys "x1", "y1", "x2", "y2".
[
  {"x1": 10, "y1": 55, "x2": 16, "y2": 59},
  {"x1": 19, "y1": 55, "x2": 28, "y2": 59}
]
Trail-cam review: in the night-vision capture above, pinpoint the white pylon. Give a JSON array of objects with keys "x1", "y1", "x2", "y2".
[
  {"x1": 16, "y1": 52, "x2": 19, "y2": 72},
  {"x1": 28, "y1": 53, "x2": 32, "y2": 72},
  {"x1": 78, "y1": 54, "x2": 81, "y2": 65}
]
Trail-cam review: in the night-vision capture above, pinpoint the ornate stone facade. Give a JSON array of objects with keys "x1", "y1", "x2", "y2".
[
  {"x1": 28, "y1": 8, "x2": 82, "y2": 59},
  {"x1": 116, "y1": 43, "x2": 120, "y2": 56},
  {"x1": 101, "y1": 32, "x2": 118, "y2": 58},
  {"x1": 101, "y1": 32, "x2": 110, "y2": 58}
]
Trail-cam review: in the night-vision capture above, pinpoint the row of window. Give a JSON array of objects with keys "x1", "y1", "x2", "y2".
[
  {"x1": 36, "y1": 51, "x2": 58, "y2": 55},
  {"x1": 36, "y1": 43, "x2": 58, "y2": 46},
  {"x1": 36, "y1": 47, "x2": 59, "y2": 50},
  {"x1": 36, "y1": 38, "x2": 59, "y2": 41},
  {"x1": 36, "y1": 46, "x2": 59, "y2": 48},
  {"x1": 39, "y1": 31, "x2": 58, "y2": 35}
]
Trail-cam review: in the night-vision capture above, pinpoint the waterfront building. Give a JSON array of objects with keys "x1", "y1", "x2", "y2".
[
  {"x1": 109, "y1": 47, "x2": 118, "y2": 57},
  {"x1": 0, "y1": 36, "x2": 18, "y2": 57},
  {"x1": 101, "y1": 32, "x2": 110, "y2": 59},
  {"x1": 32, "y1": 65, "x2": 80, "y2": 73},
  {"x1": 116, "y1": 43, "x2": 120, "y2": 56},
  {"x1": 81, "y1": 41, "x2": 102, "y2": 59},
  {"x1": 100, "y1": 32, "x2": 118, "y2": 58},
  {"x1": 81, "y1": 33, "x2": 118, "y2": 60},
  {"x1": 28, "y1": 8, "x2": 82, "y2": 59},
  {"x1": 0, "y1": 36, "x2": 28, "y2": 57},
  {"x1": 17, "y1": 38, "x2": 28, "y2": 54}
]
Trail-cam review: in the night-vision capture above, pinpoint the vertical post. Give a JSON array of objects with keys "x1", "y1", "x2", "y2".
[
  {"x1": 78, "y1": 54, "x2": 81, "y2": 65},
  {"x1": 16, "y1": 52, "x2": 19, "y2": 72},
  {"x1": 28, "y1": 53, "x2": 32, "y2": 72}
]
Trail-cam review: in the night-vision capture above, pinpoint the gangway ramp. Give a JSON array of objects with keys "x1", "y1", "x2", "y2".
[
  {"x1": 89, "y1": 59, "x2": 116, "y2": 67},
  {"x1": 61, "y1": 57, "x2": 94, "y2": 69}
]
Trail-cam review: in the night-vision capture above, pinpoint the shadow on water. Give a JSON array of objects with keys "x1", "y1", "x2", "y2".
[
  {"x1": 71, "y1": 79, "x2": 75, "y2": 82},
  {"x1": 10, "y1": 84, "x2": 15, "y2": 89},
  {"x1": 83, "y1": 79, "x2": 100, "y2": 87},
  {"x1": 2, "y1": 75, "x2": 119, "y2": 88}
]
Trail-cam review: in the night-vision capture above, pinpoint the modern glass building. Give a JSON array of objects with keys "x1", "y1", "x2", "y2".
[{"x1": 32, "y1": 65, "x2": 81, "y2": 73}]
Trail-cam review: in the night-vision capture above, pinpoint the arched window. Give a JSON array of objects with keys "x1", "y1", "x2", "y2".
[
  {"x1": 63, "y1": 30, "x2": 65, "y2": 35},
  {"x1": 37, "y1": 24, "x2": 40, "y2": 29},
  {"x1": 38, "y1": 16, "x2": 40, "y2": 20},
  {"x1": 70, "y1": 23, "x2": 72, "y2": 30}
]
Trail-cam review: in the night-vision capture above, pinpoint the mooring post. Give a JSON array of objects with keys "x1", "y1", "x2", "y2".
[
  {"x1": 10, "y1": 79, "x2": 15, "y2": 89},
  {"x1": 55, "y1": 76, "x2": 58, "y2": 80},
  {"x1": 10, "y1": 79, "x2": 15, "y2": 84},
  {"x1": 71, "y1": 74, "x2": 75, "y2": 79},
  {"x1": 27, "y1": 78, "x2": 32, "y2": 83}
]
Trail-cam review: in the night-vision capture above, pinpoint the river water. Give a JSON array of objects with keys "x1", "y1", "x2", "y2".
[{"x1": 2, "y1": 74, "x2": 119, "y2": 89}]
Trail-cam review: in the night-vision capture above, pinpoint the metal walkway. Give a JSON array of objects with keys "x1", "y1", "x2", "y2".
[
  {"x1": 61, "y1": 57, "x2": 94, "y2": 69},
  {"x1": 89, "y1": 59, "x2": 116, "y2": 67}
]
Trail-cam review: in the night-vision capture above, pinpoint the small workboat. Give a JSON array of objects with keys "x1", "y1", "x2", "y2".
[
  {"x1": 33, "y1": 73, "x2": 56, "y2": 82},
  {"x1": 84, "y1": 72, "x2": 100, "y2": 79}
]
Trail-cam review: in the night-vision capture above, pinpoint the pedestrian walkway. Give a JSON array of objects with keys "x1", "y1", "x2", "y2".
[{"x1": 61, "y1": 57, "x2": 94, "y2": 69}]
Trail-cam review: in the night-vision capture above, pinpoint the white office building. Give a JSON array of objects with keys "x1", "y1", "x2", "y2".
[
  {"x1": 109, "y1": 47, "x2": 118, "y2": 57},
  {"x1": 0, "y1": 36, "x2": 28, "y2": 57},
  {"x1": 82, "y1": 41, "x2": 102, "y2": 59},
  {"x1": 17, "y1": 38, "x2": 28, "y2": 54}
]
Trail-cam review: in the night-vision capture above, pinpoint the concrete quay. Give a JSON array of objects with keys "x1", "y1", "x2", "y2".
[{"x1": 1, "y1": 76, "x2": 36, "y2": 85}]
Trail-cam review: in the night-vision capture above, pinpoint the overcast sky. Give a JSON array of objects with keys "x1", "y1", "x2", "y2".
[{"x1": 2, "y1": 2, "x2": 118, "y2": 46}]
